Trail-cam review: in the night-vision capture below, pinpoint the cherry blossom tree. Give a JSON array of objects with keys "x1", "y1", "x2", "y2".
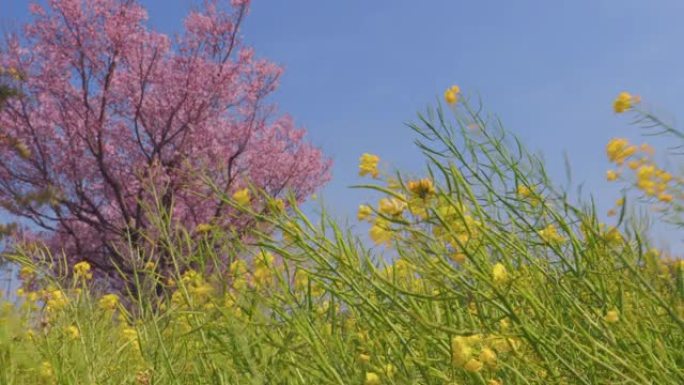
[{"x1": 0, "y1": 0, "x2": 330, "y2": 286}]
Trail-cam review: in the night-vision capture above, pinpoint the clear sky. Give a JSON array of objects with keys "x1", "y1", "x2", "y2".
[{"x1": 1, "y1": 0, "x2": 684, "y2": 248}]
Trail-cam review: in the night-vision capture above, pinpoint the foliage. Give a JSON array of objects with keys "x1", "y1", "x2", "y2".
[
  {"x1": 0, "y1": 67, "x2": 21, "y2": 107},
  {"x1": 1, "y1": 89, "x2": 682, "y2": 384},
  {"x1": 0, "y1": 0, "x2": 330, "y2": 288}
]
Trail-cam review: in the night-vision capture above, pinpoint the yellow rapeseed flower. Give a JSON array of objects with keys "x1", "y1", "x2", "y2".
[
  {"x1": 450, "y1": 252, "x2": 466, "y2": 264},
  {"x1": 359, "y1": 153, "x2": 380, "y2": 178},
  {"x1": 676, "y1": 260, "x2": 684, "y2": 272},
  {"x1": 46, "y1": 289, "x2": 68, "y2": 312},
  {"x1": 517, "y1": 184, "x2": 534, "y2": 199},
  {"x1": 253, "y1": 255, "x2": 274, "y2": 288},
  {"x1": 636, "y1": 164, "x2": 655, "y2": 180},
  {"x1": 656, "y1": 169, "x2": 672, "y2": 183},
  {"x1": 378, "y1": 197, "x2": 406, "y2": 216},
  {"x1": 357, "y1": 204, "x2": 373, "y2": 221},
  {"x1": 627, "y1": 160, "x2": 640, "y2": 170},
  {"x1": 407, "y1": 178, "x2": 436, "y2": 198},
  {"x1": 18, "y1": 266, "x2": 35, "y2": 280},
  {"x1": 492, "y1": 263, "x2": 509, "y2": 285},
  {"x1": 189, "y1": 282, "x2": 214, "y2": 298},
  {"x1": 538, "y1": 224, "x2": 565, "y2": 243},
  {"x1": 369, "y1": 218, "x2": 393, "y2": 245},
  {"x1": 269, "y1": 198, "x2": 286, "y2": 213},
  {"x1": 358, "y1": 353, "x2": 371, "y2": 364},
  {"x1": 604, "y1": 309, "x2": 619, "y2": 323},
  {"x1": 364, "y1": 372, "x2": 381, "y2": 385},
  {"x1": 634, "y1": 164, "x2": 666, "y2": 196},
  {"x1": 65, "y1": 325, "x2": 80, "y2": 339},
  {"x1": 26, "y1": 291, "x2": 39, "y2": 302},
  {"x1": 444, "y1": 85, "x2": 461, "y2": 105},
  {"x1": 121, "y1": 327, "x2": 137, "y2": 340},
  {"x1": 606, "y1": 169, "x2": 619, "y2": 181},
  {"x1": 637, "y1": 179, "x2": 656, "y2": 196},
  {"x1": 606, "y1": 138, "x2": 636, "y2": 165},
  {"x1": 407, "y1": 198, "x2": 429, "y2": 219},
  {"x1": 613, "y1": 91, "x2": 635, "y2": 113},
  {"x1": 98, "y1": 293, "x2": 120, "y2": 311},
  {"x1": 479, "y1": 347, "x2": 497, "y2": 368},
  {"x1": 73, "y1": 261, "x2": 92, "y2": 280},
  {"x1": 195, "y1": 223, "x2": 213, "y2": 233},
  {"x1": 255, "y1": 251, "x2": 275, "y2": 268},
  {"x1": 181, "y1": 269, "x2": 200, "y2": 285},
  {"x1": 466, "y1": 334, "x2": 483, "y2": 345},
  {"x1": 383, "y1": 363, "x2": 397, "y2": 378},
  {"x1": 39, "y1": 361, "x2": 54, "y2": 380},
  {"x1": 232, "y1": 188, "x2": 251, "y2": 206},
  {"x1": 451, "y1": 336, "x2": 473, "y2": 367},
  {"x1": 601, "y1": 225, "x2": 623, "y2": 245},
  {"x1": 230, "y1": 259, "x2": 248, "y2": 277},
  {"x1": 121, "y1": 327, "x2": 140, "y2": 351},
  {"x1": 463, "y1": 358, "x2": 484, "y2": 373}
]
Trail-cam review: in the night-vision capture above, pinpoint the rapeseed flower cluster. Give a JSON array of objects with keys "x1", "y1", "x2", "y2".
[
  {"x1": 369, "y1": 218, "x2": 393, "y2": 245},
  {"x1": 538, "y1": 224, "x2": 565, "y2": 244},
  {"x1": 452, "y1": 333, "x2": 519, "y2": 378},
  {"x1": 98, "y1": 293, "x2": 120, "y2": 311},
  {"x1": 604, "y1": 309, "x2": 620, "y2": 324},
  {"x1": 613, "y1": 91, "x2": 639, "y2": 113},
  {"x1": 252, "y1": 251, "x2": 275, "y2": 289},
  {"x1": 378, "y1": 197, "x2": 406, "y2": 217},
  {"x1": 65, "y1": 325, "x2": 80, "y2": 339},
  {"x1": 516, "y1": 184, "x2": 539, "y2": 204},
  {"x1": 45, "y1": 288, "x2": 68, "y2": 313},
  {"x1": 19, "y1": 266, "x2": 35, "y2": 280},
  {"x1": 232, "y1": 188, "x2": 251, "y2": 206},
  {"x1": 606, "y1": 136, "x2": 676, "y2": 202},
  {"x1": 357, "y1": 204, "x2": 373, "y2": 221},
  {"x1": 364, "y1": 372, "x2": 380, "y2": 385},
  {"x1": 606, "y1": 138, "x2": 637, "y2": 165},
  {"x1": 491, "y1": 263, "x2": 509, "y2": 286},
  {"x1": 359, "y1": 153, "x2": 380, "y2": 178},
  {"x1": 356, "y1": 156, "x2": 484, "y2": 253},
  {"x1": 407, "y1": 178, "x2": 436, "y2": 199},
  {"x1": 73, "y1": 261, "x2": 92, "y2": 281},
  {"x1": 444, "y1": 85, "x2": 461, "y2": 105}
]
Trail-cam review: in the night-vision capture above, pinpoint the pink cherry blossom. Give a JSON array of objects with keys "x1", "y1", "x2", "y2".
[{"x1": 0, "y1": 0, "x2": 330, "y2": 288}]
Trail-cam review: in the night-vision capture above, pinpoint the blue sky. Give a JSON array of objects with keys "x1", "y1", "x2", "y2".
[{"x1": 1, "y1": 0, "x2": 684, "y2": 248}]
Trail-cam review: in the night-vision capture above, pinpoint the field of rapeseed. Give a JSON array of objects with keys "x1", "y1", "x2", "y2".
[{"x1": 1, "y1": 88, "x2": 683, "y2": 384}]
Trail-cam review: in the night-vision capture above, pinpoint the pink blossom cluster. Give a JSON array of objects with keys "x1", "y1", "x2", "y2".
[{"x1": 0, "y1": 0, "x2": 330, "y2": 285}]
